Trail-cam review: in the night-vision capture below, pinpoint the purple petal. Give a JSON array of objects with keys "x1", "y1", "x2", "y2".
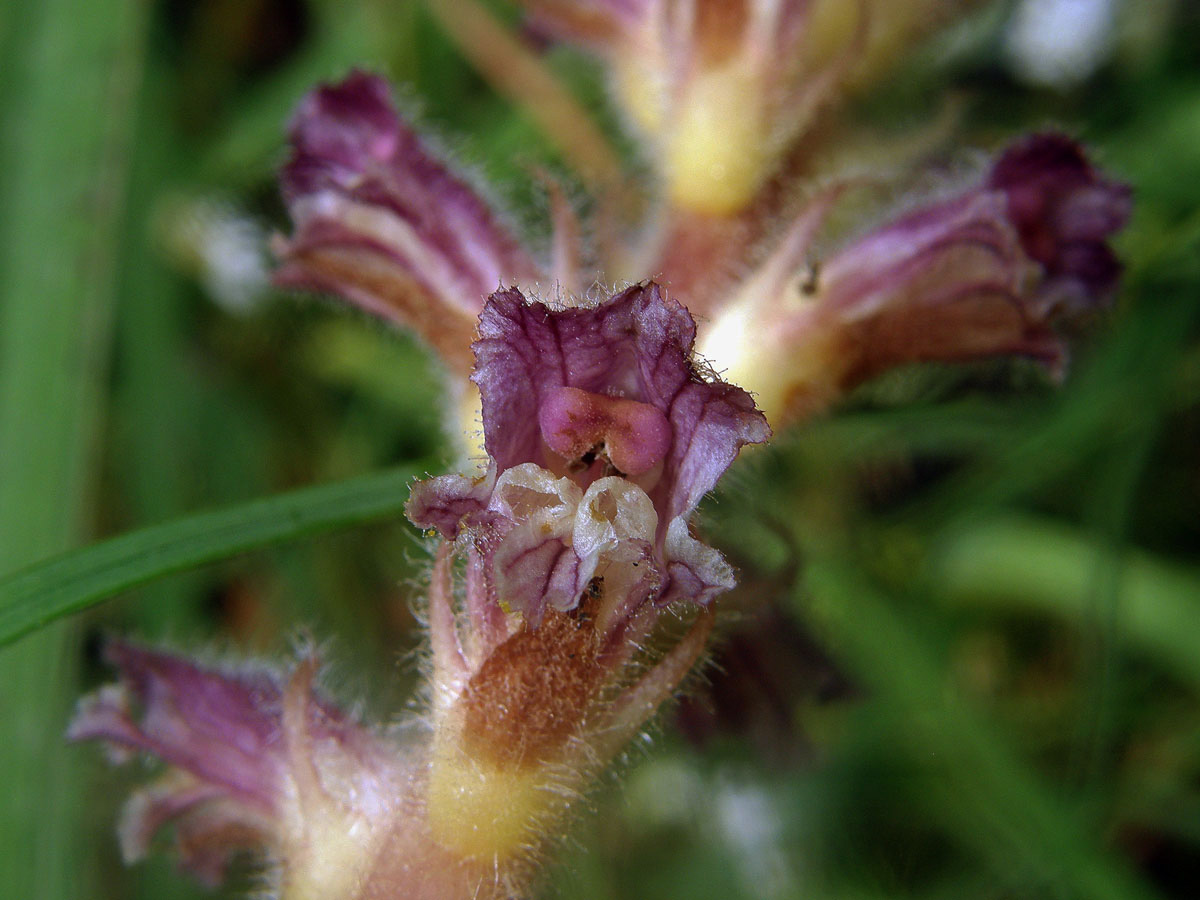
[
  {"x1": 810, "y1": 190, "x2": 1068, "y2": 384},
  {"x1": 276, "y1": 71, "x2": 543, "y2": 371},
  {"x1": 988, "y1": 133, "x2": 1132, "y2": 308},
  {"x1": 69, "y1": 642, "x2": 397, "y2": 888},
  {"x1": 473, "y1": 283, "x2": 769, "y2": 505},
  {"x1": 472, "y1": 286, "x2": 670, "y2": 473},
  {"x1": 827, "y1": 135, "x2": 1129, "y2": 376},
  {"x1": 68, "y1": 641, "x2": 286, "y2": 810},
  {"x1": 492, "y1": 523, "x2": 586, "y2": 625},
  {"x1": 405, "y1": 465, "x2": 498, "y2": 539},
  {"x1": 657, "y1": 379, "x2": 772, "y2": 526},
  {"x1": 539, "y1": 386, "x2": 672, "y2": 476},
  {"x1": 658, "y1": 517, "x2": 735, "y2": 606}
]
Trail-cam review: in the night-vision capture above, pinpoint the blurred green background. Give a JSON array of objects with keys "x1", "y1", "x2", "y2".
[{"x1": 1, "y1": 0, "x2": 1198, "y2": 898}]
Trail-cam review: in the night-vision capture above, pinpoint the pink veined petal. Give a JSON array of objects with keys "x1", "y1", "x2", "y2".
[
  {"x1": 68, "y1": 640, "x2": 288, "y2": 810},
  {"x1": 276, "y1": 70, "x2": 543, "y2": 371},
  {"x1": 412, "y1": 282, "x2": 770, "y2": 621},
  {"x1": 405, "y1": 465, "x2": 498, "y2": 539}
]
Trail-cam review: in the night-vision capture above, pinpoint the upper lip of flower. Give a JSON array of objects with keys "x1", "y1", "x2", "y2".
[{"x1": 472, "y1": 283, "x2": 771, "y2": 520}]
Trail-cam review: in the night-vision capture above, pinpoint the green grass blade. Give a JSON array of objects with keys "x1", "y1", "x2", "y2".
[
  {"x1": 932, "y1": 514, "x2": 1200, "y2": 690},
  {"x1": 802, "y1": 562, "x2": 1163, "y2": 900},
  {"x1": 0, "y1": 465, "x2": 427, "y2": 648},
  {"x1": 0, "y1": 0, "x2": 150, "y2": 895}
]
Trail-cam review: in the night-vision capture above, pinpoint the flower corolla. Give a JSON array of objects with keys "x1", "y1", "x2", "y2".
[{"x1": 407, "y1": 281, "x2": 770, "y2": 625}]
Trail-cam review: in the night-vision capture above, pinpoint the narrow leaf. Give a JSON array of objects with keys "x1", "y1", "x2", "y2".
[
  {"x1": 933, "y1": 514, "x2": 1200, "y2": 691},
  {"x1": 0, "y1": 465, "x2": 426, "y2": 647}
]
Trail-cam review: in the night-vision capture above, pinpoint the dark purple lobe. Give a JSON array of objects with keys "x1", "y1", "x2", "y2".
[{"x1": 988, "y1": 133, "x2": 1131, "y2": 309}]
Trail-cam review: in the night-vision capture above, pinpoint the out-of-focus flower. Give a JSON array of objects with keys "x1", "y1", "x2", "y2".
[
  {"x1": 518, "y1": 0, "x2": 982, "y2": 215},
  {"x1": 1004, "y1": 0, "x2": 1120, "y2": 89},
  {"x1": 520, "y1": 0, "x2": 832, "y2": 214},
  {"x1": 700, "y1": 133, "x2": 1132, "y2": 422},
  {"x1": 69, "y1": 641, "x2": 560, "y2": 899},
  {"x1": 67, "y1": 642, "x2": 407, "y2": 898},
  {"x1": 405, "y1": 283, "x2": 768, "y2": 862},
  {"x1": 274, "y1": 71, "x2": 544, "y2": 375}
]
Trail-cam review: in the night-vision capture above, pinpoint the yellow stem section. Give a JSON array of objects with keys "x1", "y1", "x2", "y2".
[
  {"x1": 662, "y1": 62, "x2": 769, "y2": 216},
  {"x1": 427, "y1": 736, "x2": 574, "y2": 862}
]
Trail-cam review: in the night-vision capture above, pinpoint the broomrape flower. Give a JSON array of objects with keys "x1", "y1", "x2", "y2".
[
  {"x1": 70, "y1": 283, "x2": 768, "y2": 899},
  {"x1": 408, "y1": 282, "x2": 769, "y2": 865},
  {"x1": 700, "y1": 132, "x2": 1133, "y2": 421},
  {"x1": 273, "y1": 72, "x2": 544, "y2": 377},
  {"x1": 67, "y1": 642, "x2": 411, "y2": 899},
  {"x1": 71, "y1": 4, "x2": 1133, "y2": 897}
]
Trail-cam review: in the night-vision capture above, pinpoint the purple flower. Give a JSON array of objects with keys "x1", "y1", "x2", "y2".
[
  {"x1": 275, "y1": 71, "x2": 543, "y2": 372},
  {"x1": 68, "y1": 641, "x2": 404, "y2": 894},
  {"x1": 397, "y1": 283, "x2": 768, "y2": 862},
  {"x1": 700, "y1": 133, "x2": 1131, "y2": 422},
  {"x1": 408, "y1": 282, "x2": 770, "y2": 625}
]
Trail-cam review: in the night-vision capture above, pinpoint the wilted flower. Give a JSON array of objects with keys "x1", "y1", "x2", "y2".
[{"x1": 699, "y1": 133, "x2": 1132, "y2": 422}]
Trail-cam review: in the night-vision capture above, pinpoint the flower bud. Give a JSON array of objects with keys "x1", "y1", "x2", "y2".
[{"x1": 406, "y1": 282, "x2": 766, "y2": 862}]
